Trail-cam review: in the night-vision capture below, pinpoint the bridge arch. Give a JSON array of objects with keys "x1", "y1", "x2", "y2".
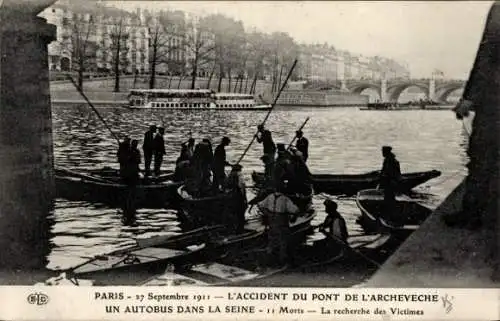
[
  {"x1": 348, "y1": 84, "x2": 382, "y2": 100},
  {"x1": 386, "y1": 83, "x2": 429, "y2": 102},
  {"x1": 435, "y1": 83, "x2": 465, "y2": 102}
]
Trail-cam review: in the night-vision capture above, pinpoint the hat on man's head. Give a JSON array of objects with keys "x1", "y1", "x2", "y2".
[
  {"x1": 382, "y1": 145, "x2": 392, "y2": 153},
  {"x1": 323, "y1": 199, "x2": 338, "y2": 211}
]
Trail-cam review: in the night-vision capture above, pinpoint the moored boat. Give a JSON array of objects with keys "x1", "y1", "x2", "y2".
[
  {"x1": 355, "y1": 189, "x2": 432, "y2": 233},
  {"x1": 47, "y1": 225, "x2": 226, "y2": 285},
  {"x1": 252, "y1": 169, "x2": 441, "y2": 195},
  {"x1": 55, "y1": 167, "x2": 182, "y2": 208}
]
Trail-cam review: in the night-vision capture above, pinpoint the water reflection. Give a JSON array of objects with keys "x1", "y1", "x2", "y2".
[{"x1": 48, "y1": 106, "x2": 468, "y2": 270}]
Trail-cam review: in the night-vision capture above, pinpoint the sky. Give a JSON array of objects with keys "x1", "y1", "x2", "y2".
[{"x1": 108, "y1": 1, "x2": 493, "y2": 79}]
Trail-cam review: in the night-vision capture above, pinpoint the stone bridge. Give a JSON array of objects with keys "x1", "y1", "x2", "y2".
[{"x1": 313, "y1": 79, "x2": 465, "y2": 102}]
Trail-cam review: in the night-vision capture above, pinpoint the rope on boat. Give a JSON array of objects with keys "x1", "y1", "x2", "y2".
[
  {"x1": 235, "y1": 59, "x2": 298, "y2": 165},
  {"x1": 65, "y1": 74, "x2": 121, "y2": 144}
]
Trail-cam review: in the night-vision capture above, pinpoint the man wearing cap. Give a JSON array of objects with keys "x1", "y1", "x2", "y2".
[
  {"x1": 379, "y1": 146, "x2": 402, "y2": 224},
  {"x1": 295, "y1": 130, "x2": 309, "y2": 163},
  {"x1": 213, "y1": 136, "x2": 232, "y2": 190},
  {"x1": 320, "y1": 200, "x2": 348, "y2": 243}
]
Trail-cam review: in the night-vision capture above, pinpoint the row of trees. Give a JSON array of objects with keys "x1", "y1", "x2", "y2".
[{"x1": 64, "y1": 5, "x2": 300, "y2": 93}]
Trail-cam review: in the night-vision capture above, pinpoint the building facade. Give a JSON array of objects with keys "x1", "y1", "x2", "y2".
[
  {"x1": 296, "y1": 44, "x2": 411, "y2": 82},
  {"x1": 39, "y1": 1, "x2": 150, "y2": 74}
]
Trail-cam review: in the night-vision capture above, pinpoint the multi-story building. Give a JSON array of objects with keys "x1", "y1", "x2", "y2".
[
  {"x1": 39, "y1": 0, "x2": 150, "y2": 74},
  {"x1": 296, "y1": 43, "x2": 411, "y2": 82},
  {"x1": 144, "y1": 9, "x2": 187, "y2": 76}
]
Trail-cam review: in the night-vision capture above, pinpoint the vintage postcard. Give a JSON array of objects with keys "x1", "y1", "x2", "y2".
[{"x1": 0, "y1": 0, "x2": 498, "y2": 320}]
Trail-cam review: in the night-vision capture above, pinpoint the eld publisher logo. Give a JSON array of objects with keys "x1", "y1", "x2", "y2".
[{"x1": 27, "y1": 292, "x2": 49, "y2": 306}]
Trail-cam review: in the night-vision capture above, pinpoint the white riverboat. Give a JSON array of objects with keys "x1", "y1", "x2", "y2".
[{"x1": 127, "y1": 89, "x2": 271, "y2": 110}]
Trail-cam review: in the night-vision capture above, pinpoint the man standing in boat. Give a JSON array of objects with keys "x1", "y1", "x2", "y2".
[
  {"x1": 117, "y1": 136, "x2": 131, "y2": 181},
  {"x1": 256, "y1": 124, "x2": 276, "y2": 160},
  {"x1": 257, "y1": 186, "x2": 300, "y2": 268},
  {"x1": 225, "y1": 164, "x2": 248, "y2": 232},
  {"x1": 274, "y1": 143, "x2": 292, "y2": 192},
  {"x1": 379, "y1": 146, "x2": 402, "y2": 225},
  {"x1": 153, "y1": 127, "x2": 166, "y2": 177},
  {"x1": 213, "y1": 136, "x2": 232, "y2": 190},
  {"x1": 142, "y1": 125, "x2": 157, "y2": 177},
  {"x1": 123, "y1": 139, "x2": 141, "y2": 225},
  {"x1": 295, "y1": 130, "x2": 309, "y2": 163}
]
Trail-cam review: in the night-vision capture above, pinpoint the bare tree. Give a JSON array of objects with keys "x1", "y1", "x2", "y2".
[
  {"x1": 68, "y1": 13, "x2": 97, "y2": 89},
  {"x1": 146, "y1": 10, "x2": 186, "y2": 89},
  {"x1": 102, "y1": 16, "x2": 130, "y2": 93},
  {"x1": 185, "y1": 17, "x2": 216, "y2": 89}
]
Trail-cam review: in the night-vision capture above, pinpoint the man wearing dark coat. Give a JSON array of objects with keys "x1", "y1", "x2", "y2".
[
  {"x1": 212, "y1": 136, "x2": 231, "y2": 190},
  {"x1": 153, "y1": 127, "x2": 166, "y2": 176},
  {"x1": 379, "y1": 146, "x2": 402, "y2": 225},
  {"x1": 142, "y1": 125, "x2": 156, "y2": 177},
  {"x1": 295, "y1": 130, "x2": 309, "y2": 163}
]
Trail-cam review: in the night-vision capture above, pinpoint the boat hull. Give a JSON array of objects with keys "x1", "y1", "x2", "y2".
[
  {"x1": 252, "y1": 169, "x2": 441, "y2": 195},
  {"x1": 127, "y1": 104, "x2": 272, "y2": 111},
  {"x1": 55, "y1": 168, "x2": 182, "y2": 208},
  {"x1": 355, "y1": 189, "x2": 432, "y2": 233}
]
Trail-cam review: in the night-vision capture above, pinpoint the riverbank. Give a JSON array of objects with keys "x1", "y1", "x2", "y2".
[{"x1": 363, "y1": 179, "x2": 498, "y2": 288}]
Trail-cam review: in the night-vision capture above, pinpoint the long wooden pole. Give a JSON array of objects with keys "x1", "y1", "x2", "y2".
[
  {"x1": 66, "y1": 75, "x2": 121, "y2": 144},
  {"x1": 235, "y1": 59, "x2": 298, "y2": 165}
]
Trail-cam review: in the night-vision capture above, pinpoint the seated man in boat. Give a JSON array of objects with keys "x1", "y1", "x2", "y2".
[
  {"x1": 257, "y1": 186, "x2": 300, "y2": 268},
  {"x1": 379, "y1": 146, "x2": 402, "y2": 224},
  {"x1": 212, "y1": 136, "x2": 232, "y2": 190},
  {"x1": 319, "y1": 200, "x2": 348, "y2": 243},
  {"x1": 117, "y1": 136, "x2": 131, "y2": 180},
  {"x1": 224, "y1": 164, "x2": 248, "y2": 232}
]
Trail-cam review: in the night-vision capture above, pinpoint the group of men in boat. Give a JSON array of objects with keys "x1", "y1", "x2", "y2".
[
  {"x1": 117, "y1": 125, "x2": 166, "y2": 184},
  {"x1": 114, "y1": 122, "x2": 399, "y2": 267}
]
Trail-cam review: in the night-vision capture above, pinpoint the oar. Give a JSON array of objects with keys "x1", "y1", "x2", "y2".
[
  {"x1": 286, "y1": 117, "x2": 310, "y2": 151},
  {"x1": 235, "y1": 59, "x2": 298, "y2": 165},
  {"x1": 66, "y1": 75, "x2": 121, "y2": 145}
]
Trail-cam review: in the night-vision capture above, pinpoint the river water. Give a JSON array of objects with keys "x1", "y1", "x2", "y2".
[{"x1": 47, "y1": 105, "x2": 470, "y2": 271}]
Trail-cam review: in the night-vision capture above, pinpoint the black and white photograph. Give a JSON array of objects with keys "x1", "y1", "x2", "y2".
[{"x1": 0, "y1": 0, "x2": 498, "y2": 311}]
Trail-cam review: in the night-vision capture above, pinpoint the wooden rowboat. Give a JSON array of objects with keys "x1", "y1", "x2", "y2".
[
  {"x1": 252, "y1": 169, "x2": 441, "y2": 195},
  {"x1": 55, "y1": 167, "x2": 182, "y2": 208},
  {"x1": 355, "y1": 189, "x2": 432, "y2": 233}
]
